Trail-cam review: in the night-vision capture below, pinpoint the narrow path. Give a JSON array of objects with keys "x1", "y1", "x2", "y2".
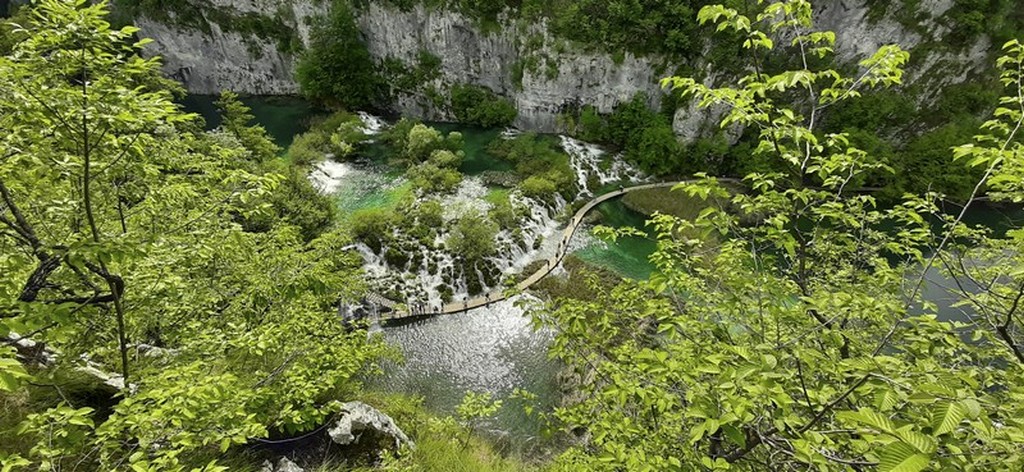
[{"x1": 372, "y1": 180, "x2": 703, "y2": 322}]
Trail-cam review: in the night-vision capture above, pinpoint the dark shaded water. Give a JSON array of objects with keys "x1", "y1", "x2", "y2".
[{"x1": 180, "y1": 95, "x2": 320, "y2": 149}]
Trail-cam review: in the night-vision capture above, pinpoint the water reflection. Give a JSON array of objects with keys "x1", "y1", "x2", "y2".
[{"x1": 376, "y1": 295, "x2": 558, "y2": 444}]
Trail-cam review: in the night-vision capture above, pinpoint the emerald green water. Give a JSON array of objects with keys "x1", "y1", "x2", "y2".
[
  {"x1": 574, "y1": 200, "x2": 658, "y2": 280},
  {"x1": 429, "y1": 123, "x2": 514, "y2": 175}
]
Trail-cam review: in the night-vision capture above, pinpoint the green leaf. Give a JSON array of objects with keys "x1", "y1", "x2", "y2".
[
  {"x1": 721, "y1": 425, "x2": 746, "y2": 448},
  {"x1": 878, "y1": 442, "x2": 930, "y2": 472},
  {"x1": 836, "y1": 408, "x2": 894, "y2": 433},
  {"x1": 930, "y1": 402, "x2": 966, "y2": 436},
  {"x1": 894, "y1": 426, "x2": 936, "y2": 454}
]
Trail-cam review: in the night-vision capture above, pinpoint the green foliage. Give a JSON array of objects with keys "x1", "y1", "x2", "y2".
[
  {"x1": 296, "y1": 0, "x2": 382, "y2": 108},
  {"x1": 574, "y1": 94, "x2": 688, "y2": 176},
  {"x1": 0, "y1": 3, "x2": 388, "y2": 470},
  {"x1": 447, "y1": 214, "x2": 498, "y2": 261},
  {"x1": 537, "y1": 3, "x2": 1024, "y2": 470},
  {"x1": 216, "y1": 90, "x2": 282, "y2": 162},
  {"x1": 449, "y1": 84, "x2": 518, "y2": 128},
  {"x1": 380, "y1": 49, "x2": 444, "y2": 101},
  {"x1": 487, "y1": 133, "x2": 575, "y2": 201},
  {"x1": 347, "y1": 393, "x2": 535, "y2": 472},
  {"x1": 518, "y1": 176, "x2": 557, "y2": 200},
  {"x1": 264, "y1": 165, "x2": 338, "y2": 242},
  {"x1": 286, "y1": 110, "x2": 366, "y2": 167},
  {"x1": 407, "y1": 163, "x2": 463, "y2": 194},
  {"x1": 407, "y1": 148, "x2": 466, "y2": 194},
  {"x1": 349, "y1": 207, "x2": 403, "y2": 252},
  {"x1": 382, "y1": 120, "x2": 465, "y2": 169},
  {"x1": 455, "y1": 391, "x2": 502, "y2": 447}
]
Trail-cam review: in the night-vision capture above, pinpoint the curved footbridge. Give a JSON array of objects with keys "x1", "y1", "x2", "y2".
[{"x1": 370, "y1": 180, "x2": 707, "y2": 323}]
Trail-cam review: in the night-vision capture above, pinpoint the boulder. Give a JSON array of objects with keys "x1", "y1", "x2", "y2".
[
  {"x1": 328, "y1": 401, "x2": 414, "y2": 451},
  {"x1": 259, "y1": 457, "x2": 304, "y2": 472}
]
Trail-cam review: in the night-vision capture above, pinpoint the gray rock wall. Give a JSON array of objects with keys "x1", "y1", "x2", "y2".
[
  {"x1": 356, "y1": 3, "x2": 671, "y2": 131},
  {"x1": 134, "y1": 0, "x2": 991, "y2": 135}
]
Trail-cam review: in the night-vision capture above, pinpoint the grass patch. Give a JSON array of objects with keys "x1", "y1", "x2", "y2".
[
  {"x1": 347, "y1": 392, "x2": 539, "y2": 472},
  {"x1": 532, "y1": 255, "x2": 624, "y2": 302},
  {"x1": 621, "y1": 186, "x2": 710, "y2": 219},
  {"x1": 484, "y1": 188, "x2": 511, "y2": 206}
]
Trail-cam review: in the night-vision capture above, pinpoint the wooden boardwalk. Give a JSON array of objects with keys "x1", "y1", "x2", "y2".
[{"x1": 371, "y1": 180, "x2": 703, "y2": 322}]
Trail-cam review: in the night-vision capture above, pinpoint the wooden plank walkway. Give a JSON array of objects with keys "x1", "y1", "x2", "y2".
[{"x1": 371, "y1": 180, "x2": 712, "y2": 322}]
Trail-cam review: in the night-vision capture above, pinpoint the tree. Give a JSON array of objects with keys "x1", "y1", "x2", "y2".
[
  {"x1": 215, "y1": 90, "x2": 280, "y2": 162},
  {"x1": 537, "y1": 2, "x2": 1024, "y2": 470},
  {"x1": 449, "y1": 84, "x2": 518, "y2": 128},
  {"x1": 295, "y1": 0, "x2": 381, "y2": 108},
  {"x1": 0, "y1": 2, "x2": 388, "y2": 470},
  {"x1": 447, "y1": 214, "x2": 498, "y2": 262}
]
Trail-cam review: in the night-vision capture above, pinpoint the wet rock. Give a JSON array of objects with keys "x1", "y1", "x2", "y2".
[{"x1": 329, "y1": 402, "x2": 414, "y2": 451}]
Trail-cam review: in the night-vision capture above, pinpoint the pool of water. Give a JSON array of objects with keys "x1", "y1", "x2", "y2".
[
  {"x1": 573, "y1": 199, "x2": 658, "y2": 280},
  {"x1": 375, "y1": 296, "x2": 558, "y2": 451},
  {"x1": 180, "y1": 95, "x2": 321, "y2": 150}
]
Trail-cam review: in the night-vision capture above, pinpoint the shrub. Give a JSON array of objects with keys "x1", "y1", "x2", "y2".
[
  {"x1": 447, "y1": 214, "x2": 499, "y2": 261},
  {"x1": 408, "y1": 163, "x2": 463, "y2": 194},
  {"x1": 349, "y1": 207, "x2": 400, "y2": 251},
  {"x1": 519, "y1": 176, "x2": 558, "y2": 200},
  {"x1": 449, "y1": 84, "x2": 518, "y2": 128}
]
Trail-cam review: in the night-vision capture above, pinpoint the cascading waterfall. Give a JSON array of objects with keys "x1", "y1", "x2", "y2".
[
  {"x1": 490, "y1": 193, "x2": 566, "y2": 275},
  {"x1": 309, "y1": 159, "x2": 352, "y2": 194},
  {"x1": 357, "y1": 111, "x2": 387, "y2": 135},
  {"x1": 560, "y1": 136, "x2": 648, "y2": 196},
  {"x1": 316, "y1": 114, "x2": 649, "y2": 309}
]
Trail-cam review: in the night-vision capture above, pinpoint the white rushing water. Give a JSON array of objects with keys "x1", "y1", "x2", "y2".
[
  {"x1": 559, "y1": 136, "x2": 648, "y2": 196},
  {"x1": 309, "y1": 113, "x2": 390, "y2": 194},
  {"x1": 309, "y1": 159, "x2": 352, "y2": 194},
  {"x1": 357, "y1": 111, "x2": 388, "y2": 135},
  {"x1": 442, "y1": 177, "x2": 493, "y2": 223}
]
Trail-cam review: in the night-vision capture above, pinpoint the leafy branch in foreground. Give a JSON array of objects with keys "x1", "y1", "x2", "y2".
[
  {"x1": 1, "y1": 1, "x2": 389, "y2": 470},
  {"x1": 537, "y1": 1, "x2": 1024, "y2": 471}
]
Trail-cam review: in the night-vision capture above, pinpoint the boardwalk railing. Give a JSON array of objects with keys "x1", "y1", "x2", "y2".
[{"x1": 369, "y1": 180, "x2": 712, "y2": 322}]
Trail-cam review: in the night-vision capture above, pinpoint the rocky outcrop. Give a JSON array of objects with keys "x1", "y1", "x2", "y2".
[
  {"x1": 329, "y1": 401, "x2": 414, "y2": 451},
  {"x1": 259, "y1": 457, "x2": 304, "y2": 472},
  {"x1": 134, "y1": 1, "x2": 671, "y2": 131}
]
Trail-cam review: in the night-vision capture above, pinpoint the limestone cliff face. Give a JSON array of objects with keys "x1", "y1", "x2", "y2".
[
  {"x1": 135, "y1": 0, "x2": 991, "y2": 134},
  {"x1": 137, "y1": 0, "x2": 326, "y2": 95},
  {"x1": 134, "y1": 1, "x2": 672, "y2": 131},
  {"x1": 355, "y1": 3, "x2": 671, "y2": 131}
]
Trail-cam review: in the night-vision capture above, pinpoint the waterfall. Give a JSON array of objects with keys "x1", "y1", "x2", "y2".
[
  {"x1": 357, "y1": 112, "x2": 388, "y2": 135},
  {"x1": 559, "y1": 136, "x2": 648, "y2": 196},
  {"x1": 490, "y1": 193, "x2": 565, "y2": 275},
  {"x1": 308, "y1": 112, "x2": 390, "y2": 195},
  {"x1": 441, "y1": 177, "x2": 492, "y2": 222},
  {"x1": 338, "y1": 125, "x2": 646, "y2": 308},
  {"x1": 309, "y1": 159, "x2": 352, "y2": 194}
]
